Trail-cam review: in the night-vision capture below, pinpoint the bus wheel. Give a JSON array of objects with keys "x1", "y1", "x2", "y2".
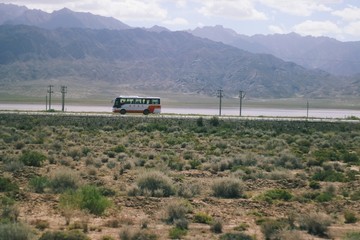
[
  {"x1": 120, "y1": 109, "x2": 126, "y2": 115},
  {"x1": 143, "y1": 109, "x2": 149, "y2": 115}
]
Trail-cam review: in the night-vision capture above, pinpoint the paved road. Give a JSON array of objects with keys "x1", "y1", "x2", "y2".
[{"x1": 1, "y1": 110, "x2": 359, "y2": 123}]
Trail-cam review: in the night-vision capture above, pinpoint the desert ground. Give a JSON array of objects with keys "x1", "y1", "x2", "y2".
[{"x1": 1, "y1": 112, "x2": 360, "y2": 240}]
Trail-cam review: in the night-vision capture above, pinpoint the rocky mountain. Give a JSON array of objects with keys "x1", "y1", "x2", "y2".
[
  {"x1": 0, "y1": 24, "x2": 350, "y2": 99},
  {"x1": 189, "y1": 26, "x2": 360, "y2": 76},
  {"x1": 0, "y1": 3, "x2": 130, "y2": 30}
]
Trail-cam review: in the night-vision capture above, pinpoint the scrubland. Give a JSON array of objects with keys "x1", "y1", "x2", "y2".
[{"x1": 1, "y1": 113, "x2": 360, "y2": 240}]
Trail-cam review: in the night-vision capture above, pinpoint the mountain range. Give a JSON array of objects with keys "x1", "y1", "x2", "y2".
[
  {"x1": 189, "y1": 25, "x2": 360, "y2": 77},
  {"x1": 0, "y1": 3, "x2": 359, "y2": 99}
]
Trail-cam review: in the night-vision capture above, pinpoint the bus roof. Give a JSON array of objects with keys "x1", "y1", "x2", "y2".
[{"x1": 117, "y1": 96, "x2": 160, "y2": 99}]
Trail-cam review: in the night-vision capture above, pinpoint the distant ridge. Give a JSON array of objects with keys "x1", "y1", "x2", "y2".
[
  {"x1": 189, "y1": 25, "x2": 360, "y2": 76},
  {"x1": 0, "y1": 3, "x2": 130, "y2": 30}
]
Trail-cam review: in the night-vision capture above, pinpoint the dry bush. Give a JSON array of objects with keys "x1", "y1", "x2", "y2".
[
  {"x1": 164, "y1": 200, "x2": 191, "y2": 224},
  {"x1": 49, "y1": 168, "x2": 81, "y2": 193},
  {"x1": 210, "y1": 218, "x2": 223, "y2": 233},
  {"x1": 212, "y1": 177, "x2": 245, "y2": 198},
  {"x1": 119, "y1": 229, "x2": 157, "y2": 240},
  {"x1": 136, "y1": 171, "x2": 175, "y2": 197},
  {"x1": 0, "y1": 223, "x2": 33, "y2": 240},
  {"x1": 298, "y1": 212, "x2": 332, "y2": 236},
  {"x1": 31, "y1": 219, "x2": 50, "y2": 230}
]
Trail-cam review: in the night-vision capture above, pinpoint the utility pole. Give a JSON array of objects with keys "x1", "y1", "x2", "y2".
[
  {"x1": 306, "y1": 100, "x2": 309, "y2": 119},
  {"x1": 61, "y1": 86, "x2": 67, "y2": 112},
  {"x1": 45, "y1": 95, "x2": 48, "y2": 111},
  {"x1": 239, "y1": 90, "x2": 246, "y2": 117},
  {"x1": 217, "y1": 89, "x2": 223, "y2": 116},
  {"x1": 47, "y1": 85, "x2": 54, "y2": 111}
]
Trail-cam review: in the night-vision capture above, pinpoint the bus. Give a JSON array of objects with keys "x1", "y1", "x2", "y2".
[{"x1": 112, "y1": 96, "x2": 161, "y2": 115}]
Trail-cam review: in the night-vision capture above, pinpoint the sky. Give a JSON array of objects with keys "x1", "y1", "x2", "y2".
[{"x1": 2, "y1": 0, "x2": 360, "y2": 41}]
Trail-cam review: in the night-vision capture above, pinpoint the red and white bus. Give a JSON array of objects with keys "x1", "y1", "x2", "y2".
[{"x1": 112, "y1": 96, "x2": 161, "y2": 115}]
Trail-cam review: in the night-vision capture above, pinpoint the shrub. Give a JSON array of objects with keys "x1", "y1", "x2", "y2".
[
  {"x1": 19, "y1": 151, "x2": 46, "y2": 167},
  {"x1": 1, "y1": 205, "x2": 20, "y2": 222},
  {"x1": 315, "y1": 192, "x2": 333, "y2": 202},
  {"x1": 60, "y1": 185, "x2": 111, "y2": 216},
  {"x1": 275, "y1": 152, "x2": 303, "y2": 169},
  {"x1": 196, "y1": 117, "x2": 204, "y2": 127},
  {"x1": 29, "y1": 176, "x2": 49, "y2": 193},
  {"x1": 343, "y1": 152, "x2": 359, "y2": 163},
  {"x1": 210, "y1": 218, "x2": 223, "y2": 233},
  {"x1": 312, "y1": 170, "x2": 346, "y2": 182},
  {"x1": 50, "y1": 168, "x2": 81, "y2": 193},
  {"x1": 32, "y1": 219, "x2": 50, "y2": 230},
  {"x1": 112, "y1": 145, "x2": 126, "y2": 153},
  {"x1": 0, "y1": 177, "x2": 19, "y2": 192},
  {"x1": 137, "y1": 171, "x2": 175, "y2": 197},
  {"x1": 0, "y1": 223, "x2": 33, "y2": 240},
  {"x1": 169, "y1": 227, "x2": 187, "y2": 239},
  {"x1": 193, "y1": 212, "x2": 213, "y2": 224},
  {"x1": 344, "y1": 210, "x2": 358, "y2": 224},
  {"x1": 101, "y1": 236, "x2": 115, "y2": 240},
  {"x1": 39, "y1": 230, "x2": 90, "y2": 240},
  {"x1": 212, "y1": 177, "x2": 244, "y2": 198},
  {"x1": 263, "y1": 189, "x2": 293, "y2": 201},
  {"x1": 233, "y1": 223, "x2": 249, "y2": 231},
  {"x1": 165, "y1": 200, "x2": 189, "y2": 224},
  {"x1": 174, "y1": 218, "x2": 188, "y2": 230},
  {"x1": 177, "y1": 182, "x2": 201, "y2": 198},
  {"x1": 350, "y1": 190, "x2": 360, "y2": 201},
  {"x1": 68, "y1": 147, "x2": 82, "y2": 160},
  {"x1": 260, "y1": 219, "x2": 288, "y2": 240},
  {"x1": 299, "y1": 212, "x2": 332, "y2": 236},
  {"x1": 3, "y1": 159, "x2": 24, "y2": 172},
  {"x1": 119, "y1": 230, "x2": 157, "y2": 240},
  {"x1": 345, "y1": 232, "x2": 360, "y2": 240},
  {"x1": 210, "y1": 117, "x2": 220, "y2": 127},
  {"x1": 220, "y1": 233, "x2": 253, "y2": 240},
  {"x1": 189, "y1": 159, "x2": 202, "y2": 169},
  {"x1": 79, "y1": 185, "x2": 111, "y2": 215},
  {"x1": 309, "y1": 180, "x2": 321, "y2": 189}
]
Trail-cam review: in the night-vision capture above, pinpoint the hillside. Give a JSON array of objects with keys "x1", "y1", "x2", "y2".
[
  {"x1": 189, "y1": 26, "x2": 360, "y2": 77},
  {"x1": 0, "y1": 25, "x2": 347, "y2": 99}
]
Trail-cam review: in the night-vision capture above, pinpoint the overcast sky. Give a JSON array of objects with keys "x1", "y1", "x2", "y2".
[{"x1": 2, "y1": 0, "x2": 360, "y2": 41}]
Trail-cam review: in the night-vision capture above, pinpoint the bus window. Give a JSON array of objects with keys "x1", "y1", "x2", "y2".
[
  {"x1": 126, "y1": 98, "x2": 134, "y2": 104},
  {"x1": 152, "y1": 99, "x2": 160, "y2": 104},
  {"x1": 135, "y1": 98, "x2": 142, "y2": 104},
  {"x1": 120, "y1": 98, "x2": 126, "y2": 104}
]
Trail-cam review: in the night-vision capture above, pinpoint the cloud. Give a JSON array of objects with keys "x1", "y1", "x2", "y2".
[
  {"x1": 344, "y1": 21, "x2": 360, "y2": 37},
  {"x1": 292, "y1": 20, "x2": 341, "y2": 37},
  {"x1": 268, "y1": 25, "x2": 285, "y2": 34},
  {"x1": 175, "y1": 0, "x2": 187, "y2": 8},
  {"x1": 260, "y1": 0, "x2": 333, "y2": 16},
  {"x1": 162, "y1": 17, "x2": 189, "y2": 26},
  {"x1": 198, "y1": 0, "x2": 267, "y2": 20},
  {"x1": 332, "y1": 6, "x2": 360, "y2": 22}
]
